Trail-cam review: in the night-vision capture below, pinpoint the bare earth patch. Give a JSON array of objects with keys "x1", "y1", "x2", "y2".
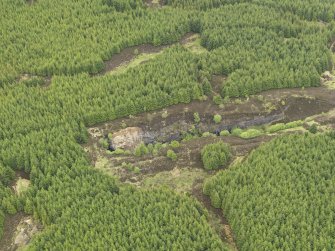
[
  {"x1": 13, "y1": 178, "x2": 30, "y2": 196},
  {"x1": 0, "y1": 214, "x2": 41, "y2": 251}
]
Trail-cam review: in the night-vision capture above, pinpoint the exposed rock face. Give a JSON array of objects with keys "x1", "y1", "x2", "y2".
[
  {"x1": 110, "y1": 127, "x2": 145, "y2": 150},
  {"x1": 108, "y1": 114, "x2": 285, "y2": 150},
  {"x1": 109, "y1": 122, "x2": 192, "y2": 150},
  {"x1": 13, "y1": 217, "x2": 39, "y2": 250}
]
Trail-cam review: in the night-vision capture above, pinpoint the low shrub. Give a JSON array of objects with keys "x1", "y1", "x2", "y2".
[
  {"x1": 266, "y1": 120, "x2": 304, "y2": 133},
  {"x1": 133, "y1": 166, "x2": 141, "y2": 174},
  {"x1": 134, "y1": 143, "x2": 149, "y2": 157},
  {"x1": 286, "y1": 120, "x2": 304, "y2": 128},
  {"x1": 213, "y1": 114, "x2": 222, "y2": 124},
  {"x1": 231, "y1": 127, "x2": 243, "y2": 136},
  {"x1": 193, "y1": 112, "x2": 201, "y2": 124},
  {"x1": 220, "y1": 130, "x2": 230, "y2": 136},
  {"x1": 167, "y1": 149, "x2": 177, "y2": 161},
  {"x1": 147, "y1": 143, "x2": 154, "y2": 153},
  {"x1": 170, "y1": 140, "x2": 180, "y2": 148},
  {"x1": 308, "y1": 124, "x2": 318, "y2": 134},
  {"x1": 202, "y1": 132, "x2": 216, "y2": 137},
  {"x1": 240, "y1": 129, "x2": 263, "y2": 139},
  {"x1": 266, "y1": 123, "x2": 286, "y2": 133},
  {"x1": 99, "y1": 138, "x2": 109, "y2": 149},
  {"x1": 213, "y1": 95, "x2": 223, "y2": 105},
  {"x1": 122, "y1": 162, "x2": 141, "y2": 173},
  {"x1": 109, "y1": 148, "x2": 126, "y2": 155}
]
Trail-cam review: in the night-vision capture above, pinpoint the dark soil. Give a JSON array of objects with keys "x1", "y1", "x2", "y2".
[
  {"x1": 93, "y1": 87, "x2": 334, "y2": 136},
  {"x1": 15, "y1": 170, "x2": 29, "y2": 180},
  {"x1": 282, "y1": 96, "x2": 333, "y2": 123}
]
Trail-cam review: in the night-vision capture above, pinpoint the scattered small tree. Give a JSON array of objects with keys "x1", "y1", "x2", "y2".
[
  {"x1": 231, "y1": 127, "x2": 243, "y2": 136},
  {"x1": 133, "y1": 166, "x2": 141, "y2": 174},
  {"x1": 99, "y1": 138, "x2": 109, "y2": 149},
  {"x1": 134, "y1": 143, "x2": 149, "y2": 157},
  {"x1": 213, "y1": 95, "x2": 223, "y2": 105},
  {"x1": 308, "y1": 124, "x2": 318, "y2": 134},
  {"x1": 170, "y1": 140, "x2": 180, "y2": 148},
  {"x1": 193, "y1": 112, "x2": 201, "y2": 124},
  {"x1": 167, "y1": 149, "x2": 177, "y2": 161}
]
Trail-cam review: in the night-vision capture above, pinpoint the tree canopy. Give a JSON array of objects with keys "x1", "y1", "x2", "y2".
[{"x1": 204, "y1": 132, "x2": 335, "y2": 250}]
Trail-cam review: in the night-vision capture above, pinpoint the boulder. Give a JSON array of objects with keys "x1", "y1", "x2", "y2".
[
  {"x1": 109, "y1": 127, "x2": 144, "y2": 150},
  {"x1": 13, "y1": 217, "x2": 39, "y2": 249}
]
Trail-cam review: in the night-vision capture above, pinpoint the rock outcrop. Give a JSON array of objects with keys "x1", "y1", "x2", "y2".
[
  {"x1": 109, "y1": 127, "x2": 145, "y2": 150},
  {"x1": 13, "y1": 217, "x2": 40, "y2": 250}
]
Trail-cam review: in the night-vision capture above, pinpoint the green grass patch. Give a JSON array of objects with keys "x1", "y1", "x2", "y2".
[
  {"x1": 15, "y1": 178, "x2": 30, "y2": 195},
  {"x1": 142, "y1": 168, "x2": 209, "y2": 193},
  {"x1": 110, "y1": 51, "x2": 164, "y2": 75},
  {"x1": 183, "y1": 34, "x2": 208, "y2": 54},
  {"x1": 95, "y1": 156, "x2": 109, "y2": 169},
  {"x1": 323, "y1": 81, "x2": 335, "y2": 89}
]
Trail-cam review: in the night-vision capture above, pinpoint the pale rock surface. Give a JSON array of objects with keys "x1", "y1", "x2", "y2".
[{"x1": 110, "y1": 127, "x2": 144, "y2": 150}]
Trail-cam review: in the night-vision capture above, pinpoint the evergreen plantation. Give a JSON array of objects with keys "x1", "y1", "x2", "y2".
[
  {"x1": 0, "y1": 0, "x2": 334, "y2": 250},
  {"x1": 204, "y1": 133, "x2": 335, "y2": 250}
]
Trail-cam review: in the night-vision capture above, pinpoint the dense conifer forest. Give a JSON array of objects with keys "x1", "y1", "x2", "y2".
[
  {"x1": 0, "y1": 0, "x2": 334, "y2": 250},
  {"x1": 204, "y1": 133, "x2": 335, "y2": 250}
]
